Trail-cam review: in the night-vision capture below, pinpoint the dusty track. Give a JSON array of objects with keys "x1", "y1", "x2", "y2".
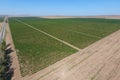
[
  {"x1": 23, "y1": 29, "x2": 120, "y2": 80},
  {"x1": 5, "y1": 20, "x2": 21, "y2": 80}
]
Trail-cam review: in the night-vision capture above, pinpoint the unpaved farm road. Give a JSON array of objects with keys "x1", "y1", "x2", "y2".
[
  {"x1": 22, "y1": 29, "x2": 120, "y2": 80},
  {"x1": 5, "y1": 20, "x2": 21, "y2": 80}
]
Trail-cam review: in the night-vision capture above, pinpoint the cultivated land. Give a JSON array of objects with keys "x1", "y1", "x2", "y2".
[
  {"x1": 9, "y1": 18, "x2": 76, "y2": 76},
  {"x1": 9, "y1": 17, "x2": 120, "y2": 77},
  {"x1": 12, "y1": 17, "x2": 120, "y2": 48}
]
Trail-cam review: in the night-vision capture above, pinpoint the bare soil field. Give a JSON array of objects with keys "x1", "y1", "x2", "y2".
[
  {"x1": 40, "y1": 15, "x2": 120, "y2": 19},
  {"x1": 23, "y1": 29, "x2": 120, "y2": 80}
]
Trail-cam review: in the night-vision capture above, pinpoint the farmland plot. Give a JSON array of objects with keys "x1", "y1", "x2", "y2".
[
  {"x1": 9, "y1": 19, "x2": 76, "y2": 76},
  {"x1": 9, "y1": 17, "x2": 120, "y2": 76},
  {"x1": 16, "y1": 17, "x2": 120, "y2": 48}
]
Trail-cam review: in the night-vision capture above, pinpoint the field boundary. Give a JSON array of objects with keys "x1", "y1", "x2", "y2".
[
  {"x1": 15, "y1": 19, "x2": 81, "y2": 51},
  {"x1": 22, "y1": 51, "x2": 81, "y2": 80},
  {"x1": 6, "y1": 19, "x2": 21, "y2": 80}
]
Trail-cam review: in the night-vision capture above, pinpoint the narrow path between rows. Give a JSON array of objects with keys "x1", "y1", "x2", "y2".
[{"x1": 68, "y1": 29, "x2": 101, "y2": 39}]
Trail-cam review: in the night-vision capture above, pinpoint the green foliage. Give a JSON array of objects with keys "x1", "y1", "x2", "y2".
[
  {"x1": 0, "y1": 40, "x2": 6, "y2": 80},
  {"x1": 0, "y1": 40, "x2": 13, "y2": 80},
  {"x1": 1, "y1": 41, "x2": 6, "y2": 53}
]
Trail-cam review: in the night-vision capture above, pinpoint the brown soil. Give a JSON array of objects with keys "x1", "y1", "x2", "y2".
[{"x1": 40, "y1": 15, "x2": 120, "y2": 19}]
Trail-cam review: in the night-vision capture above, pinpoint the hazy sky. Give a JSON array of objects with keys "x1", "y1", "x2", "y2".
[{"x1": 0, "y1": 0, "x2": 120, "y2": 16}]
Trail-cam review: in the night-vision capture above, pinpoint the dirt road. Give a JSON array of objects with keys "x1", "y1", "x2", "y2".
[
  {"x1": 5, "y1": 20, "x2": 21, "y2": 80},
  {"x1": 23, "y1": 29, "x2": 120, "y2": 80}
]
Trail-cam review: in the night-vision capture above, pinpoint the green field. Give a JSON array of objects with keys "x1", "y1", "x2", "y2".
[
  {"x1": 9, "y1": 17, "x2": 120, "y2": 76},
  {"x1": 9, "y1": 19, "x2": 76, "y2": 76},
  {"x1": 15, "y1": 17, "x2": 120, "y2": 48}
]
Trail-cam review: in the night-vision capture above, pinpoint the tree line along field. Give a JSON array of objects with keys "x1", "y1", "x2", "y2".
[{"x1": 9, "y1": 17, "x2": 120, "y2": 77}]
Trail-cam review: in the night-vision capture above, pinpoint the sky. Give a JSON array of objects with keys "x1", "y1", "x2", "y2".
[{"x1": 0, "y1": 0, "x2": 120, "y2": 16}]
